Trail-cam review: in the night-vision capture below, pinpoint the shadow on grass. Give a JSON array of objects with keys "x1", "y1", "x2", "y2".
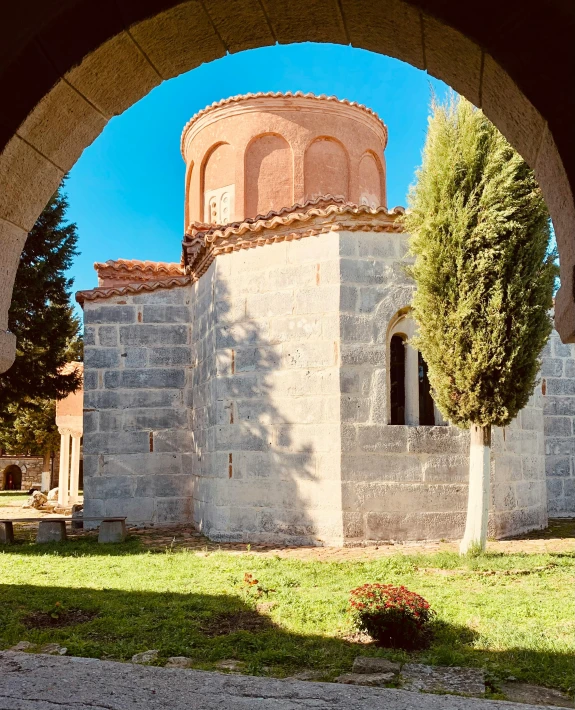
[
  {"x1": 0, "y1": 580, "x2": 573, "y2": 693},
  {"x1": 0, "y1": 533, "x2": 145, "y2": 557}
]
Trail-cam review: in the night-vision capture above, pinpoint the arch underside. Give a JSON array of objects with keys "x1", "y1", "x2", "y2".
[{"x1": 0, "y1": 0, "x2": 573, "y2": 375}]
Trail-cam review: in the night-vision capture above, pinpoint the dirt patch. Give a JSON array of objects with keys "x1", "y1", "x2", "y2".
[
  {"x1": 129, "y1": 519, "x2": 575, "y2": 560},
  {"x1": 200, "y1": 611, "x2": 273, "y2": 637},
  {"x1": 339, "y1": 631, "x2": 375, "y2": 645},
  {"x1": 22, "y1": 609, "x2": 98, "y2": 629}
]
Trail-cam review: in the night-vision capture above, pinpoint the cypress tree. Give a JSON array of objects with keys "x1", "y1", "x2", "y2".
[
  {"x1": 0, "y1": 184, "x2": 82, "y2": 420},
  {"x1": 404, "y1": 95, "x2": 556, "y2": 553}
]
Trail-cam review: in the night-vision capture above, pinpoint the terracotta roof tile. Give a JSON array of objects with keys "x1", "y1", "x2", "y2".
[
  {"x1": 94, "y1": 259, "x2": 183, "y2": 279},
  {"x1": 183, "y1": 196, "x2": 405, "y2": 279},
  {"x1": 76, "y1": 276, "x2": 191, "y2": 304}
]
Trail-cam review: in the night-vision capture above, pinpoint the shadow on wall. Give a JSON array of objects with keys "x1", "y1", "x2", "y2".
[{"x1": 190, "y1": 267, "x2": 324, "y2": 545}]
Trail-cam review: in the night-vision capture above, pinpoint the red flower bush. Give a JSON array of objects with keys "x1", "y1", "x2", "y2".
[{"x1": 349, "y1": 584, "x2": 435, "y2": 649}]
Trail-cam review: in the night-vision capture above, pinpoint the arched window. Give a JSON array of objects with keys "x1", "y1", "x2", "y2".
[
  {"x1": 388, "y1": 310, "x2": 443, "y2": 426},
  {"x1": 390, "y1": 334, "x2": 406, "y2": 424}
]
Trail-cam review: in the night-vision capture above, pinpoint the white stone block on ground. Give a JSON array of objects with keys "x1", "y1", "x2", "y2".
[
  {"x1": 165, "y1": 657, "x2": 195, "y2": 669},
  {"x1": 500, "y1": 682, "x2": 575, "y2": 708},
  {"x1": 132, "y1": 650, "x2": 159, "y2": 664},
  {"x1": 352, "y1": 657, "x2": 401, "y2": 674},
  {"x1": 401, "y1": 664, "x2": 485, "y2": 696},
  {"x1": 39, "y1": 643, "x2": 67, "y2": 655},
  {"x1": 36, "y1": 520, "x2": 67, "y2": 543},
  {"x1": 98, "y1": 519, "x2": 126, "y2": 543}
]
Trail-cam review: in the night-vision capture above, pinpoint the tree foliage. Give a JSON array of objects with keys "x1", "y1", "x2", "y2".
[
  {"x1": 0, "y1": 399, "x2": 59, "y2": 456},
  {"x1": 404, "y1": 95, "x2": 556, "y2": 428},
  {"x1": 0, "y1": 184, "x2": 82, "y2": 420}
]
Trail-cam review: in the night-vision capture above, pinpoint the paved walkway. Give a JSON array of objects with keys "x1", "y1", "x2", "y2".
[{"x1": 0, "y1": 652, "x2": 562, "y2": 710}]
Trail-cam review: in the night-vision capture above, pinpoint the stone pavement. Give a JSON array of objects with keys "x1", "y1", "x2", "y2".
[{"x1": 0, "y1": 652, "x2": 566, "y2": 710}]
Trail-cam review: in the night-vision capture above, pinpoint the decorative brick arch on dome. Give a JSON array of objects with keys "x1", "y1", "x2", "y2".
[
  {"x1": 304, "y1": 137, "x2": 350, "y2": 203},
  {"x1": 245, "y1": 133, "x2": 293, "y2": 219},
  {"x1": 0, "y1": 0, "x2": 574, "y2": 374},
  {"x1": 200, "y1": 142, "x2": 234, "y2": 224},
  {"x1": 359, "y1": 151, "x2": 385, "y2": 208}
]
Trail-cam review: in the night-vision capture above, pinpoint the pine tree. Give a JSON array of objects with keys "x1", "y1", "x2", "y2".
[
  {"x1": 0, "y1": 184, "x2": 82, "y2": 420},
  {"x1": 404, "y1": 95, "x2": 556, "y2": 553}
]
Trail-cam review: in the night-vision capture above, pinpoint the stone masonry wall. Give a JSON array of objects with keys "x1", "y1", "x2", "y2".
[
  {"x1": 542, "y1": 329, "x2": 575, "y2": 516},
  {"x1": 187, "y1": 261, "x2": 218, "y2": 537},
  {"x1": 0, "y1": 456, "x2": 44, "y2": 489},
  {"x1": 81, "y1": 228, "x2": 548, "y2": 541},
  {"x1": 337, "y1": 229, "x2": 547, "y2": 543},
  {"x1": 194, "y1": 233, "x2": 344, "y2": 545},
  {"x1": 82, "y1": 287, "x2": 194, "y2": 525}
]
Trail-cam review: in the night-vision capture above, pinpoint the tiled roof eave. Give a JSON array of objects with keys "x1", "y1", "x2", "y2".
[
  {"x1": 76, "y1": 276, "x2": 191, "y2": 305},
  {"x1": 183, "y1": 200, "x2": 405, "y2": 281}
]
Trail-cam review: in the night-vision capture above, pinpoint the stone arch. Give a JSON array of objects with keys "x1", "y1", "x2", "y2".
[
  {"x1": 1, "y1": 464, "x2": 22, "y2": 490},
  {"x1": 387, "y1": 307, "x2": 442, "y2": 426},
  {"x1": 244, "y1": 133, "x2": 293, "y2": 218},
  {"x1": 304, "y1": 137, "x2": 349, "y2": 202},
  {"x1": 386, "y1": 306, "x2": 419, "y2": 426},
  {"x1": 359, "y1": 151, "x2": 384, "y2": 208},
  {"x1": 201, "y1": 142, "x2": 234, "y2": 223},
  {"x1": 0, "y1": 0, "x2": 574, "y2": 374}
]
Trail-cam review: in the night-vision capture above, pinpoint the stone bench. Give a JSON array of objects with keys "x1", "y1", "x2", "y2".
[{"x1": 0, "y1": 517, "x2": 127, "y2": 545}]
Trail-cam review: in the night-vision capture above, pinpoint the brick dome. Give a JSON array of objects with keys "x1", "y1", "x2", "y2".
[{"x1": 181, "y1": 92, "x2": 388, "y2": 228}]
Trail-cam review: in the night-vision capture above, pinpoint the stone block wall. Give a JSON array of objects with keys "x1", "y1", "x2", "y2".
[
  {"x1": 0, "y1": 456, "x2": 44, "y2": 489},
  {"x1": 338, "y1": 229, "x2": 547, "y2": 543},
  {"x1": 542, "y1": 329, "x2": 575, "y2": 516},
  {"x1": 82, "y1": 288, "x2": 194, "y2": 525},
  {"x1": 193, "y1": 234, "x2": 344, "y2": 545},
  {"x1": 489, "y1": 386, "x2": 547, "y2": 536},
  {"x1": 81, "y1": 228, "x2": 550, "y2": 541}
]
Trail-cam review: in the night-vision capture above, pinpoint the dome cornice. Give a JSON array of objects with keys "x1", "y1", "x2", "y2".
[{"x1": 180, "y1": 91, "x2": 388, "y2": 158}]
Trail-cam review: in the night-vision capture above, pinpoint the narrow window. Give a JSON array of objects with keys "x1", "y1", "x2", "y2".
[
  {"x1": 209, "y1": 196, "x2": 218, "y2": 224},
  {"x1": 390, "y1": 334, "x2": 406, "y2": 425},
  {"x1": 418, "y1": 352, "x2": 435, "y2": 425}
]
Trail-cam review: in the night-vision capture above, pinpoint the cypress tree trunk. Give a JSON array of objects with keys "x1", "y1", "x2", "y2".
[{"x1": 460, "y1": 424, "x2": 491, "y2": 554}]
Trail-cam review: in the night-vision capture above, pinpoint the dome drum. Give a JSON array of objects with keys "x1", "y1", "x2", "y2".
[{"x1": 181, "y1": 92, "x2": 388, "y2": 227}]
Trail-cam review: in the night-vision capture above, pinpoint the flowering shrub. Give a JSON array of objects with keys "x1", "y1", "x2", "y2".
[{"x1": 349, "y1": 584, "x2": 435, "y2": 649}]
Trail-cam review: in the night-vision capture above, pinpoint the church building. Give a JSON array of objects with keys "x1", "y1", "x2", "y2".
[{"x1": 78, "y1": 92, "x2": 574, "y2": 545}]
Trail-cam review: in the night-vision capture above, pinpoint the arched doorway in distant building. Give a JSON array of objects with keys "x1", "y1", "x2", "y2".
[{"x1": 1, "y1": 464, "x2": 22, "y2": 490}]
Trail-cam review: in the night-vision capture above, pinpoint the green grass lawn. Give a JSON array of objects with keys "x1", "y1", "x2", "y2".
[
  {"x1": 0, "y1": 490, "x2": 29, "y2": 506},
  {"x1": 0, "y1": 537, "x2": 573, "y2": 696}
]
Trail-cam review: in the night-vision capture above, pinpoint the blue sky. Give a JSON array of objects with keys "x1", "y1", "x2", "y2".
[{"x1": 66, "y1": 42, "x2": 450, "y2": 299}]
